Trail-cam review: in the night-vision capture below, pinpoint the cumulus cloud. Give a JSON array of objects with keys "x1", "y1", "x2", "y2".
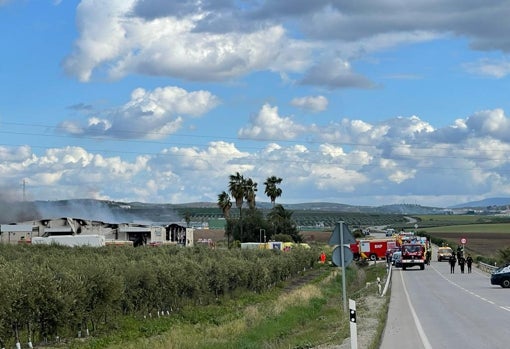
[
  {"x1": 2, "y1": 107, "x2": 510, "y2": 206},
  {"x1": 60, "y1": 86, "x2": 219, "y2": 139},
  {"x1": 63, "y1": 0, "x2": 311, "y2": 83},
  {"x1": 238, "y1": 104, "x2": 307, "y2": 140},
  {"x1": 62, "y1": 1, "x2": 510, "y2": 89},
  {"x1": 291, "y1": 95, "x2": 328, "y2": 112},
  {"x1": 464, "y1": 109, "x2": 510, "y2": 142}
]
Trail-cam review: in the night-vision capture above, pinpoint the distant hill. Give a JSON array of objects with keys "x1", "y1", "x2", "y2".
[
  {"x1": 448, "y1": 197, "x2": 510, "y2": 209},
  {"x1": 0, "y1": 198, "x2": 458, "y2": 225}
]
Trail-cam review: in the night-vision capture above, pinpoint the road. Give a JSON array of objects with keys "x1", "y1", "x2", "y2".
[{"x1": 380, "y1": 250, "x2": 510, "y2": 349}]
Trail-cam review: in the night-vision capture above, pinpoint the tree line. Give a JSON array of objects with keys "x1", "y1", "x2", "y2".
[
  {"x1": 217, "y1": 173, "x2": 302, "y2": 245},
  {"x1": 0, "y1": 243, "x2": 318, "y2": 348}
]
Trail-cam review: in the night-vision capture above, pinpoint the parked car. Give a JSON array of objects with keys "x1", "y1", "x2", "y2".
[
  {"x1": 491, "y1": 264, "x2": 510, "y2": 288},
  {"x1": 437, "y1": 247, "x2": 453, "y2": 262},
  {"x1": 385, "y1": 228, "x2": 396, "y2": 237},
  {"x1": 392, "y1": 251, "x2": 402, "y2": 268}
]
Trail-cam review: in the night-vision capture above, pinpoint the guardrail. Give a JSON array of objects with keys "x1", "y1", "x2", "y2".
[{"x1": 478, "y1": 262, "x2": 498, "y2": 274}]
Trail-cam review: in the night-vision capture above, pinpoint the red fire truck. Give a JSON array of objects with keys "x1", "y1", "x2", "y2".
[
  {"x1": 401, "y1": 243, "x2": 426, "y2": 270},
  {"x1": 350, "y1": 238, "x2": 397, "y2": 261}
]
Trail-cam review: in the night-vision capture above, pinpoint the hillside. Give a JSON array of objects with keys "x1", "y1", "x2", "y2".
[
  {"x1": 448, "y1": 197, "x2": 510, "y2": 209},
  {"x1": 0, "y1": 198, "x2": 447, "y2": 225}
]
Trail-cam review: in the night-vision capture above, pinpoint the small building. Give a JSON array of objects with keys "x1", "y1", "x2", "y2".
[{"x1": 0, "y1": 224, "x2": 35, "y2": 244}]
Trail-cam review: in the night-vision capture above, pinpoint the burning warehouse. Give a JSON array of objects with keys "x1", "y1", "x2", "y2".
[{"x1": 0, "y1": 217, "x2": 193, "y2": 247}]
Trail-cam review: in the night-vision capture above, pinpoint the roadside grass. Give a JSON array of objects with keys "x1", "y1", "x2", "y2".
[{"x1": 52, "y1": 263, "x2": 389, "y2": 349}]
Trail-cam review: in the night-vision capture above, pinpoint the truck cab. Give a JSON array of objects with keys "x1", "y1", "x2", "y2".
[{"x1": 401, "y1": 243, "x2": 425, "y2": 270}]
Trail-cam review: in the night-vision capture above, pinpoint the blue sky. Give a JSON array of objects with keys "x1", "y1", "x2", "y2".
[{"x1": 2, "y1": 0, "x2": 510, "y2": 208}]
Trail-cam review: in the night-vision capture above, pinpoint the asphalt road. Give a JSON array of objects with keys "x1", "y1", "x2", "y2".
[{"x1": 380, "y1": 250, "x2": 510, "y2": 349}]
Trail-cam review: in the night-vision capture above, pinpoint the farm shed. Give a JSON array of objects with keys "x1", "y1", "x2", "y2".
[{"x1": 0, "y1": 224, "x2": 35, "y2": 244}]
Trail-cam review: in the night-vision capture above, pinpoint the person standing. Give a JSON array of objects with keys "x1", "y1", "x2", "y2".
[
  {"x1": 466, "y1": 255, "x2": 473, "y2": 273},
  {"x1": 458, "y1": 255, "x2": 465, "y2": 273},
  {"x1": 449, "y1": 254, "x2": 457, "y2": 274},
  {"x1": 319, "y1": 252, "x2": 326, "y2": 264},
  {"x1": 457, "y1": 245, "x2": 463, "y2": 260}
]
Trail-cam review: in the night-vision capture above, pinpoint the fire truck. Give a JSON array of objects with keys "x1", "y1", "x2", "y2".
[
  {"x1": 401, "y1": 242, "x2": 426, "y2": 270},
  {"x1": 350, "y1": 238, "x2": 397, "y2": 261}
]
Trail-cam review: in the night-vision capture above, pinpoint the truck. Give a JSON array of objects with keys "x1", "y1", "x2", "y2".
[
  {"x1": 401, "y1": 243, "x2": 426, "y2": 270},
  {"x1": 350, "y1": 238, "x2": 397, "y2": 261}
]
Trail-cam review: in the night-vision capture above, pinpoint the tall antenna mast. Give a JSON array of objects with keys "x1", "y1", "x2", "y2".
[{"x1": 22, "y1": 179, "x2": 26, "y2": 202}]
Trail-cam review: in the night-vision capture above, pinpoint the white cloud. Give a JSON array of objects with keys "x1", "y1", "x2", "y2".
[
  {"x1": 291, "y1": 95, "x2": 328, "y2": 112},
  {"x1": 465, "y1": 109, "x2": 510, "y2": 141},
  {"x1": 60, "y1": 86, "x2": 219, "y2": 139},
  {"x1": 5, "y1": 103, "x2": 510, "y2": 207},
  {"x1": 300, "y1": 58, "x2": 376, "y2": 89},
  {"x1": 463, "y1": 59, "x2": 510, "y2": 78},
  {"x1": 0, "y1": 145, "x2": 32, "y2": 161},
  {"x1": 61, "y1": 0, "x2": 510, "y2": 92},
  {"x1": 238, "y1": 104, "x2": 307, "y2": 140},
  {"x1": 63, "y1": 1, "x2": 312, "y2": 83}
]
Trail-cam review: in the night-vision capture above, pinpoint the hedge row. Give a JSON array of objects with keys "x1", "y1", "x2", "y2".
[{"x1": 0, "y1": 244, "x2": 318, "y2": 347}]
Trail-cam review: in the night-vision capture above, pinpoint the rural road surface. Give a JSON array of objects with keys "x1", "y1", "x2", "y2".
[{"x1": 380, "y1": 247, "x2": 510, "y2": 348}]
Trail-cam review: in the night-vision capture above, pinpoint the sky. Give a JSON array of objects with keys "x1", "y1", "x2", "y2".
[{"x1": 1, "y1": 0, "x2": 510, "y2": 208}]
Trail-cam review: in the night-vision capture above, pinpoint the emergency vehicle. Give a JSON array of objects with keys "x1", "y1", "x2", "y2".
[
  {"x1": 401, "y1": 242, "x2": 426, "y2": 270},
  {"x1": 350, "y1": 238, "x2": 397, "y2": 261}
]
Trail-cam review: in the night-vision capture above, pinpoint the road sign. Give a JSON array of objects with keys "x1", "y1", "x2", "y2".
[
  {"x1": 329, "y1": 221, "x2": 356, "y2": 245},
  {"x1": 332, "y1": 245, "x2": 354, "y2": 267},
  {"x1": 460, "y1": 237, "x2": 467, "y2": 244}
]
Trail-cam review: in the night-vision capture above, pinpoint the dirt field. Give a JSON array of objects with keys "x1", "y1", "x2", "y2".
[{"x1": 427, "y1": 232, "x2": 510, "y2": 258}]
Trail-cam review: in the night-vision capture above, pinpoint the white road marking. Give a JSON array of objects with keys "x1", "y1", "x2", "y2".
[
  {"x1": 430, "y1": 264, "x2": 505, "y2": 310},
  {"x1": 399, "y1": 270, "x2": 433, "y2": 349}
]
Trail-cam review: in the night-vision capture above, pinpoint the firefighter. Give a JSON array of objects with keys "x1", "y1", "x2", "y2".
[
  {"x1": 458, "y1": 255, "x2": 465, "y2": 273},
  {"x1": 466, "y1": 254, "x2": 473, "y2": 273},
  {"x1": 456, "y1": 245, "x2": 463, "y2": 259},
  {"x1": 426, "y1": 248, "x2": 431, "y2": 265},
  {"x1": 449, "y1": 254, "x2": 457, "y2": 273}
]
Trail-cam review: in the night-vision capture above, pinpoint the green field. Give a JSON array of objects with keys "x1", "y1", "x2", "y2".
[{"x1": 416, "y1": 215, "x2": 482, "y2": 224}]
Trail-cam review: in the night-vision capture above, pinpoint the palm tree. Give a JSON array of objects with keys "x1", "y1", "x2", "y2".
[
  {"x1": 228, "y1": 172, "x2": 246, "y2": 217},
  {"x1": 229, "y1": 172, "x2": 246, "y2": 241},
  {"x1": 264, "y1": 176, "x2": 283, "y2": 207},
  {"x1": 217, "y1": 191, "x2": 232, "y2": 247},
  {"x1": 244, "y1": 178, "x2": 258, "y2": 209},
  {"x1": 217, "y1": 191, "x2": 232, "y2": 219}
]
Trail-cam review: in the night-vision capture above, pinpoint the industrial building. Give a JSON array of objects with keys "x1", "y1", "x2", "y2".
[{"x1": 0, "y1": 217, "x2": 193, "y2": 247}]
